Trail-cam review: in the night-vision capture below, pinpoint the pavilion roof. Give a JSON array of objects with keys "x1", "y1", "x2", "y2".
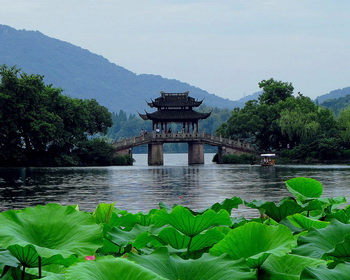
[
  {"x1": 139, "y1": 109, "x2": 211, "y2": 122},
  {"x1": 147, "y1": 91, "x2": 203, "y2": 108}
]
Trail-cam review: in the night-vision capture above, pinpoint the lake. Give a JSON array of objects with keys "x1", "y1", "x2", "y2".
[{"x1": 1, "y1": 153, "x2": 350, "y2": 217}]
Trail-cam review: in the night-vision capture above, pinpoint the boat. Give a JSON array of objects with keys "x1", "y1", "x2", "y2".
[{"x1": 261, "y1": 154, "x2": 275, "y2": 166}]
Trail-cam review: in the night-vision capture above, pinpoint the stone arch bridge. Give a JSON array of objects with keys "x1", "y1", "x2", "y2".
[{"x1": 113, "y1": 131, "x2": 256, "y2": 165}]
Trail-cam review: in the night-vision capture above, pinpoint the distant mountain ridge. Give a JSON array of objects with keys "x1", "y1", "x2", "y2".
[
  {"x1": 0, "y1": 24, "x2": 247, "y2": 113},
  {"x1": 316, "y1": 87, "x2": 350, "y2": 104}
]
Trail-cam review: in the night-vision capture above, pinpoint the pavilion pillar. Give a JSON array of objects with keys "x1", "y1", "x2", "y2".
[
  {"x1": 148, "y1": 143, "x2": 164, "y2": 166},
  {"x1": 188, "y1": 142, "x2": 204, "y2": 165}
]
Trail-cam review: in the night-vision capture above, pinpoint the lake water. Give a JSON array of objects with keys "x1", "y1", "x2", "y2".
[{"x1": 1, "y1": 153, "x2": 350, "y2": 218}]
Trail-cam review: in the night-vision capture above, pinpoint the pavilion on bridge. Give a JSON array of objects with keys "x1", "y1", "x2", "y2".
[{"x1": 139, "y1": 91, "x2": 211, "y2": 133}]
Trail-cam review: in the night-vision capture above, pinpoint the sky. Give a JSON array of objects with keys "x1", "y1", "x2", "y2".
[{"x1": 1, "y1": 0, "x2": 350, "y2": 101}]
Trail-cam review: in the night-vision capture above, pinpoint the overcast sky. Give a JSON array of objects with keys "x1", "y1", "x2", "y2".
[{"x1": 1, "y1": 0, "x2": 349, "y2": 101}]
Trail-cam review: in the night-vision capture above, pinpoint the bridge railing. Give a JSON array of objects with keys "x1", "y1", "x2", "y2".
[{"x1": 113, "y1": 132, "x2": 255, "y2": 152}]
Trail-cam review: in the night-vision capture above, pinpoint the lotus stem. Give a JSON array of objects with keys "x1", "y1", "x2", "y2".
[
  {"x1": 187, "y1": 236, "x2": 193, "y2": 254},
  {"x1": 21, "y1": 266, "x2": 25, "y2": 280},
  {"x1": 38, "y1": 256, "x2": 42, "y2": 278}
]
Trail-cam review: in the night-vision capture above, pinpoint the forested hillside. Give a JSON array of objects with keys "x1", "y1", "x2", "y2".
[
  {"x1": 316, "y1": 86, "x2": 350, "y2": 104},
  {"x1": 320, "y1": 94, "x2": 350, "y2": 116},
  {"x1": 0, "y1": 24, "x2": 241, "y2": 114}
]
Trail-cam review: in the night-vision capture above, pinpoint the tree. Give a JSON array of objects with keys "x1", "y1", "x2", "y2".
[
  {"x1": 0, "y1": 65, "x2": 112, "y2": 166},
  {"x1": 337, "y1": 106, "x2": 350, "y2": 148},
  {"x1": 217, "y1": 79, "x2": 339, "y2": 156},
  {"x1": 258, "y1": 78, "x2": 294, "y2": 105}
]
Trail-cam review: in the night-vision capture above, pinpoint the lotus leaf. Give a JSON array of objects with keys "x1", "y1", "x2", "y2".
[
  {"x1": 300, "y1": 263, "x2": 350, "y2": 280},
  {"x1": 286, "y1": 177, "x2": 323, "y2": 201},
  {"x1": 138, "y1": 209, "x2": 159, "y2": 226},
  {"x1": 287, "y1": 214, "x2": 329, "y2": 230},
  {"x1": 260, "y1": 254, "x2": 326, "y2": 280},
  {"x1": 128, "y1": 247, "x2": 255, "y2": 280},
  {"x1": 0, "y1": 204, "x2": 103, "y2": 260},
  {"x1": 153, "y1": 205, "x2": 231, "y2": 237},
  {"x1": 325, "y1": 234, "x2": 350, "y2": 261},
  {"x1": 293, "y1": 219, "x2": 350, "y2": 259},
  {"x1": 157, "y1": 227, "x2": 190, "y2": 249},
  {"x1": 108, "y1": 224, "x2": 160, "y2": 248},
  {"x1": 156, "y1": 227, "x2": 225, "y2": 252},
  {"x1": 93, "y1": 203, "x2": 115, "y2": 224},
  {"x1": 8, "y1": 244, "x2": 78, "y2": 269},
  {"x1": 324, "y1": 207, "x2": 350, "y2": 223},
  {"x1": 210, "y1": 196, "x2": 243, "y2": 214},
  {"x1": 210, "y1": 222, "x2": 294, "y2": 268},
  {"x1": 0, "y1": 249, "x2": 20, "y2": 269},
  {"x1": 65, "y1": 256, "x2": 166, "y2": 280},
  {"x1": 41, "y1": 275, "x2": 66, "y2": 280},
  {"x1": 246, "y1": 198, "x2": 303, "y2": 222}
]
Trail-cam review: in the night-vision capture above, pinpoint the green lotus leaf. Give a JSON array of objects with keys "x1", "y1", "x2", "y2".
[
  {"x1": 262, "y1": 200, "x2": 304, "y2": 222},
  {"x1": 287, "y1": 214, "x2": 329, "y2": 230},
  {"x1": 108, "y1": 224, "x2": 160, "y2": 248},
  {"x1": 210, "y1": 196, "x2": 243, "y2": 214},
  {"x1": 109, "y1": 212, "x2": 139, "y2": 231},
  {"x1": 8, "y1": 244, "x2": 78, "y2": 268},
  {"x1": 157, "y1": 227, "x2": 190, "y2": 249},
  {"x1": 138, "y1": 209, "x2": 159, "y2": 226},
  {"x1": 132, "y1": 231, "x2": 165, "y2": 250},
  {"x1": 325, "y1": 234, "x2": 350, "y2": 261},
  {"x1": 128, "y1": 247, "x2": 255, "y2": 280},
  {"x1": 293, "y1": 219, "x2": 350, "y2": 259},
  {"x1": 0, "y1": 249, "x2": 19, "y2": 270},
  {"x1": 41, "y1": 275, "x2": 66, "y2": 280},
  {"x1": 190, "y1": 227, "x2": 226, "y2": 252},
  {"x1": 300, "y1": 263, "x2": 350, "y2": 280},
  {"x1": 65, "y1": 256, "x2": 166, "y2": 280},
  {"x1": 245, "y1": 198, "x2": 305, "y2": 222},
  {"x1": 157, "y1": 227, "x2": 225, "y2": 252},
  {"x1": 324, "y1": 206, "x2": 350, "y2": 223},
  {"x1": 260, "y1": 254, "x2": 326, "y2": 280},
  {"x1": 286, "y1": 177, "x2": 323, "y2": 201},
  {"x1": 158, "y1": 201, "x2": 175, "y2": 212},
  {"x1": 318, "y1": 196, "x2": 347, "y2": 209},
  {"x1": 210, "y1": 222, "x2": 294, "y2": 268},
  {"x1": 0, "y1": 204, "x2": 103, "y2": 260},
  {"x1": 93, "y1": 203, "x2": 116, "y2": 224},
  {"x1": 153, "y1": 205, "x2": 231, "y2": 237},
  {"x1": 98, "y1": 238, "x2": 121, "y2": 255}
]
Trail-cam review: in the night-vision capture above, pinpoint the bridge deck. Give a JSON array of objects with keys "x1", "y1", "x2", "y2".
[{"x1": 113, "y1": 132, "x2": 255, "y2": 153}]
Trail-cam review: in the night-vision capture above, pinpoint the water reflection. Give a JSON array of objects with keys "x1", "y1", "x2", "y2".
[{"x1": 1, "y1": 154, "x2": 350, "y2": 218}]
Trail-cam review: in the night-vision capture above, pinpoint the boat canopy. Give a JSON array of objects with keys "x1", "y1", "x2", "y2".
[{"x1": 261, "y1": 154, "x2": 276, "y2": 157}]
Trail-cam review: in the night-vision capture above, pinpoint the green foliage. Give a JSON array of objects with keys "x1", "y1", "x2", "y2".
[
  {"x1": 258, "y1": 78, "x2": 294, "y2": 105},
  {"x1": 337, "y1": 106, "x2": 350, "y2": 148},
  {"x1": 321, "y1": 93, "x2": 350, "y2": 116},
  {"x1": 220, "y1": 153, "x2": 258, "y2": 164},
  {"x1": 218, "y1": 78, "x2": 344, "y2": 161},
  {"x1": 73, "y1": 138, "x2": 133, "y2": 166},
  {"x1": 0, "y1": 65, "x2": 113, "y2": 167},
  {"x1": 128, "y1": 248, "x2": 255, "y2": 280},
  {"x1": 286, "y1": 177, "x2": 323, "y2": 202},
  {"x1": 210, "y1": 222, "x2": 294, "y2": 268},
  {"x1": 1, "y1": 177, "x2": 350, "y2": 279}
]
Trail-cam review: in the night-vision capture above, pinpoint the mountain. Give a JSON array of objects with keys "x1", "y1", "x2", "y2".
[
  {"x1": 320, "y1": 94, "x2": 350, "y2": 116},
  {"x1": 316, "y1": 87, "x2": 350, "y2": 104},
  {"x1": 0, "y1": 24, "x2": 247, "y2": 113}
]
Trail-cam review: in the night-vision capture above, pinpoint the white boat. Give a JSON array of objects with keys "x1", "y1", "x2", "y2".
[{"x1": 261, "y1": 154, "x2": 276, "y2": 166}]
